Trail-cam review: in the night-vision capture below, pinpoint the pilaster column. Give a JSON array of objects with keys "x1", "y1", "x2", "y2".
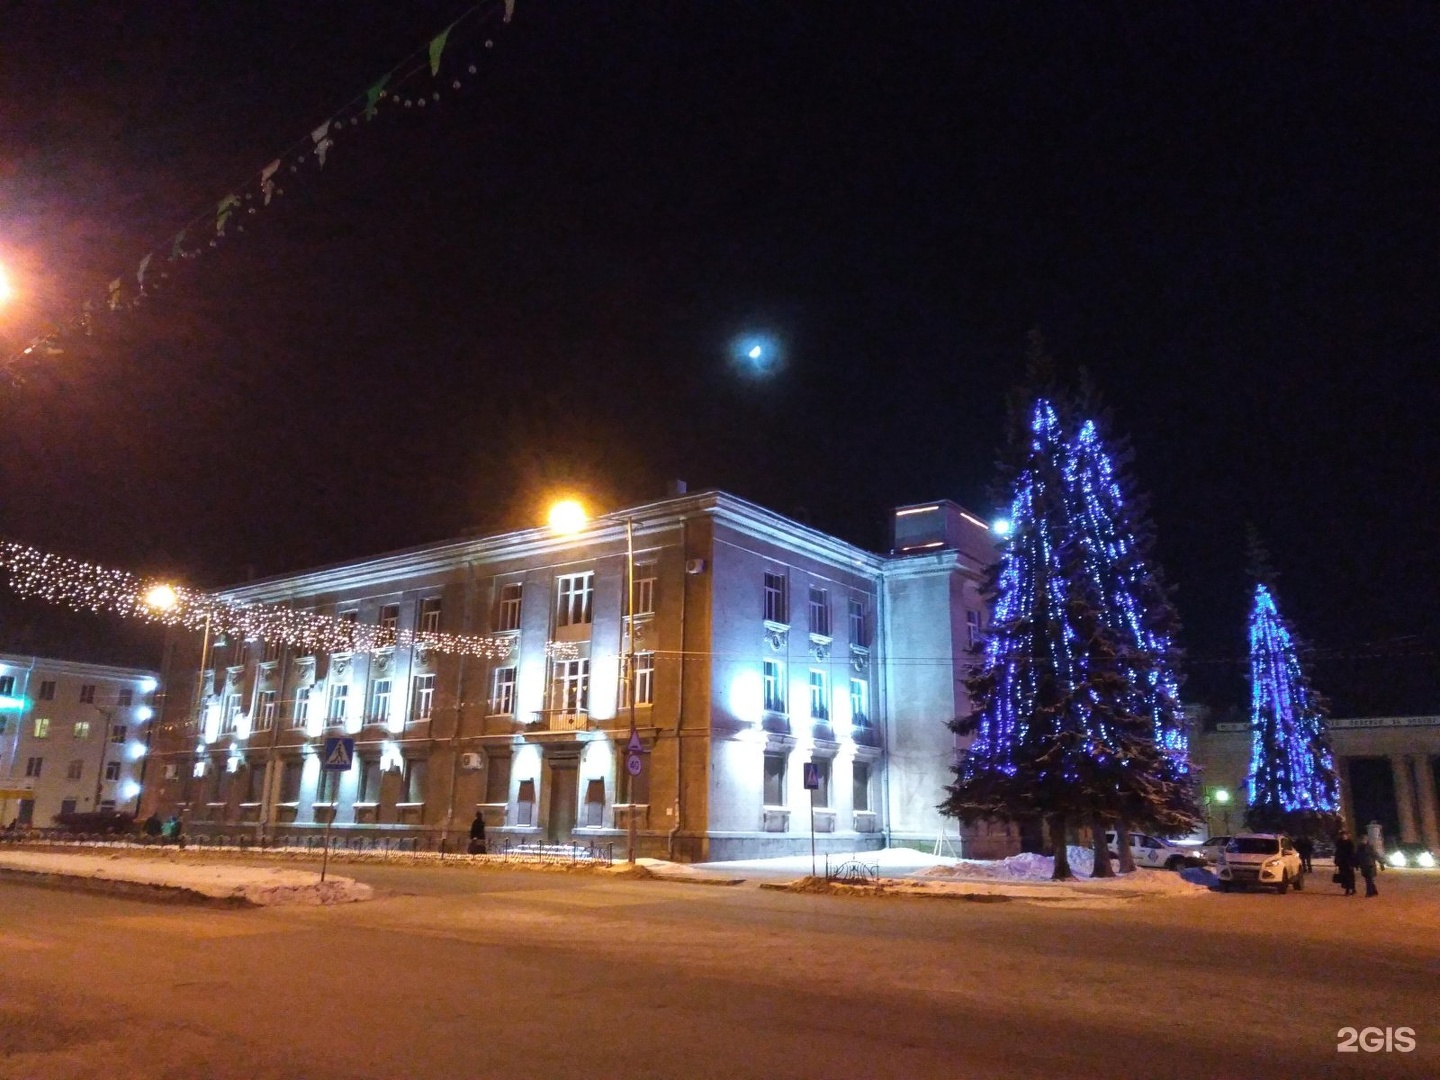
[
  {"x1": 1412, "y1": 755, "x2": 1440, "y2": 853},
  {"x1": 1391, "y1": 754, "x2": 1420, "y2": 845},
  {"x1": 1336, "y1": 756, "x2": 1355, "y2": 835}
]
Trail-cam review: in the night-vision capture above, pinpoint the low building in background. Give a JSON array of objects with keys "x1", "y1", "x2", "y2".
[
  {"x1": 0, "y1": 654, "x2": 160, "y2": 827},
  {"x1": 141, "y1": 489, "x2": 999, "y2": 861}
]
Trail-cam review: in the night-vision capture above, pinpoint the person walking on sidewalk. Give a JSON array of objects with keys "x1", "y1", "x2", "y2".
[
  {"x1": 1334, "y1": 830, "x2": 1357, "y2": 895},
  {"x1": 1355, "y1": 837, "x2": 1380, "y2": 898},
  {"x1": 468, "y1": 810, "x2": 487, "y2": 855}
]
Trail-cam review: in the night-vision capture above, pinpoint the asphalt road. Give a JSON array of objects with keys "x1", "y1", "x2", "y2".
[{"x1": 1, "y1": 860, "x2": 1436, "y2": 1080}]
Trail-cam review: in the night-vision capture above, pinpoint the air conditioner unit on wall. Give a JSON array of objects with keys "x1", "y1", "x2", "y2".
[
  {"x1": 685, "y1": 558, "x2": 707, "y2": 575},
  {"x1": 459, "y1": 752, "x2": 484, "y2": 771}
]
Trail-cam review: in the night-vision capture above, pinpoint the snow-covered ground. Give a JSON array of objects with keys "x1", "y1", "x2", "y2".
[{"x1": 0, "y1": 851, "x2": 373, "y2": 906}]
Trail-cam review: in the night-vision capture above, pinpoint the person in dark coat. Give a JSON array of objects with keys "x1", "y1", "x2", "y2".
[
  {"x1": 1294, "y1": 835, "x2": 1314, "y2": 874},
  {"x1": 1334, "y1": 830, "x2": 1357, "y2": 895},
  {"x1": 468, "y1": 810, "x2": 487, "y2": 855},
  {"x1": 1355, "y1": 838, "x2": 1380, "y2": 897},
  {"x1": 142, "y1": 812, "x2": 163, "y2": 839}
]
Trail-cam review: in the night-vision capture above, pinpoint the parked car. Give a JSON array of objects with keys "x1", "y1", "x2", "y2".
[
  {"x1": 1215, "y1": 833, "x2": 1304, "y2": 893},
  {"x1": 1196, "y1": 835, "x2": 1232, "y2": 865},
  {"x1": 1105, "y1": 831, "x2": 1208, "y2": 871}
]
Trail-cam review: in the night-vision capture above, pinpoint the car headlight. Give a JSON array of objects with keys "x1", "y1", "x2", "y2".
[
  {"x1": 1387, "y1": 850, "x2": 1408, "y2": 868},
  {"x1": 1417, "y1": 851, "x2": 1436, "y2": 869}
]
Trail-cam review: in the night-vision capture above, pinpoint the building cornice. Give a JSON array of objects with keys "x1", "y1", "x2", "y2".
[{"x1": 0, "y1": 653, "x2": 159, "y2": 682}]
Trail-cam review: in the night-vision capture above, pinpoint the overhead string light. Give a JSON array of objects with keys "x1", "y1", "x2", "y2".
[
  {"x1": 0, "y1": 539, "x2": 557, "y2": 661},
  {"x1": 6, "y1": 0, "x2": 519, "y2": 377}
]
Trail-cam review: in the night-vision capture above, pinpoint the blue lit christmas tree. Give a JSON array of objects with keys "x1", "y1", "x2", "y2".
[{"x1": 1245, "y1": 580, "x2": 1340, "y2": 833}]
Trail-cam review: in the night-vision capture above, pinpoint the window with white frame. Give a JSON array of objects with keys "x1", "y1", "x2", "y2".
[
  {"x1": 33, "y1": 717, "x2": 50, "y2": 738},
  {"x1": 809, "y1": 669, "x2": 830, "y2": 721},
  {"x1": 763, "y1": 571, "x2": 788, "y2": 624},
  {"x1": 555, "y1": 573, "x2": 594, "y2": 628},
  {"x1": 263, "y1": 639, "x2": 281, "y2": 663},
  {"x1": 411, "y1": 673, "x2": 435, "y2": 721},
  {"x1": 72, "y1": 720, "x2": 90, "y2": 740},
  {"x1": 552, "y1": 658, "x2": 590, "y2": 714},
  {"x1": 622, "y1": 652, "x2": 654, "y2": 708},
  {"x1": 496, "y1": 583, "x2": 522, "y2": 632},
  {"x1": 850, "y1": 678, "x2": 869, "y2": 728},
  {"x1": 419, "y1": 596, "x2": 443, "y2": 634},
  {"x1": 24, "y1": 756, "x2": 43, "y2": 777},
  {"x1": 104, "y1": 760, "x2": 121, "y2": 781},
  {"x1": 369, "y1": 679, "x2": 392, "y2": 723},
  {"x1": 378, "y1": 603, "x2": 400, "y2": 637},
  {"x1": 848, "y1": 598, "x2": 867, "y2": 648},
  {"x1": 966, "y1": 609, "x2": 983, "y2": 649},
  {"x1": 763, "y1": 660, "x2": 786, "y2": 714},
  {"x1": 79, "y1": 684, "x2": 96, "y2": 704},
  {"x1": 257, "y1": 690, "x2": 277, "y2": 730},
  {"x1": 220, "y1": 693, "x2": 241, "y2": 734},
  {"x1": 627, "y1": 565, "x2": 656, "y2": 617},
  {"x1": 326, "y1": 683, "x2": 349, "y2": 722},
  {"x1": 809, "y1": 586, "x2": 831, "y2": 637},
  {"x1": 291, "y1": 687, "x2": 311, "y2": 727},
  {"x1": 491, "y1": 667, "x2": 516, "y2": 715},
  {"x1": 117, "y1": 687, "x2": 133, "y2": 707}
]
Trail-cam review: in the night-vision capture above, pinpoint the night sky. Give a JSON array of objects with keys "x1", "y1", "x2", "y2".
[{"x1": 2, "y1": 2, "x2": 1437, "y2": 714}]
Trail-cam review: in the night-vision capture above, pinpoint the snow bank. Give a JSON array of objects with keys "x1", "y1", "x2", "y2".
[
  {"x1": 0, "y1": 851, "x2": 372, "y2": 906},
  {"x1": 923, "y1": 844, "x2": 1099, "y2": 881}
]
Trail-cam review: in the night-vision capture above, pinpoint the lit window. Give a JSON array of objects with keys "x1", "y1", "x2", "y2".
[
  {"x1": 809, "y1": 587, "x2": 830, "y2": 637},
  {"x1": 327, "y1": 683, "x2": 349, "y2": 722},
  {"x1": 966, "y1": 609, "x2": 983, "y2": 649},
  {"x1": 369, "y1": 679, "x2": 392, "y2": 723},
  {"x1": 848, "y1": 598, "x2": 867, "y2": 648},
  {"x1": 412, "y1": 674, "x2": 435, "y2": 720},
  {"x1": 33, "y1": 717, "x2": 50, "y2": 739},
  {"x1": 763, "y1": 660, "x2": 786, "y2": 714},
  {"x1": 627, "y1": 566, "x2": 656, "y2": 617},
  {"x1": 491, "y1": 667, "x2": 516, "y2": 716},
  {"x1": 555, "y1": 573, "x2": 594, "y2": 628},
  {"x1": 419, "y1": 597, "x2": 443, "y2": 634},
  {"x1": 496, "y1": 583, "x2": 523, "y2": 632},
  {"x1": 117, "y1": 687, "x2": 133, "y2": 708},
  {"x1": 220, "y1": 693, "x2": 242, "y2": 734},
  {"x1": 257, "y1": 690, "x2": 277, "y2": 730},
  {"x1": 552, "y1": 658, "x2": 590, "y2": 714},
  {"x1": 850, "y1": 678, "x2": 869, "y2": 728},
  {"x1": 72, "y1": 721, "x2": 90, "y2": 740},
  {"x1": 763, "y1": 571, "x2": 788, "y2": 624},
  {"x1": 110, "y1": 724, "x2": 127, "y2": 744},
  {"x1": 809, "y1": 669, "x2": 829, "y2": 721},
  {"x1": 66, "y1": 759, "x2": 83, "y2": 780},
  {"x1": 79, "y1": 684, "x2": 96, "y2": 704},
  {"x1": 622, "y1": 652, "x2": 655, "y2": 708},
  {"x1": 291, "y1": 687, "x2": 311, "y2": 727}
]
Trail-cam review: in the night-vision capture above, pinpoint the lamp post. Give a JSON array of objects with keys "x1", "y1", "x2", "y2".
[{"x1": 142, "y1": 583, "x2": 208, "y2": 815}]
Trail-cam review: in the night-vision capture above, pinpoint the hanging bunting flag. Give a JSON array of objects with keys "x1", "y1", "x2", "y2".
[
  {"x1": 504, "y1": 0, "x2": 516, "y2": 23},
  {"x1": 429, "y1": 23, "x2": 455, "y2": 76},
  {"x1": 260, "y1": 159, "x2": 281, "y2": 205},
  {"x1": 216, "y1": 194, "x2": 240, "y2": 236},
  {"x1": 136, "y1": 253, "x2": 153, "y2": 290},
  {"x1": 312, "y1": 120, "x2": 334, "y2": 168},
  {"x1": 364, "y1": 74, "x2": 390, "y2": 120},
  {"x1": 107, "y1": 278, "x2": 122, "y2": 311},
  {"x1": 171, "y1": 229, "x2": 188, "y2": 260}
]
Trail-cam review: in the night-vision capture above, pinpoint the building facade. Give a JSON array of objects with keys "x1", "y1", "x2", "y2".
[
  {"x1": 142, "y1": 490, "x2": 997, "y2": 860},
  {"x1": 0, "y1": 654, "x2": 159, "y2": 827}
]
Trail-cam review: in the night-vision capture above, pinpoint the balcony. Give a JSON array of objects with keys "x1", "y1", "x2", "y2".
[{"x1": 530, "y1": 710, "x2": 590, "y2": 733}]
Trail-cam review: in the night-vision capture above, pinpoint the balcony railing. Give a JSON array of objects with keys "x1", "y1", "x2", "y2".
[{"x1": 529, "y1": 710, "x2": 590, "y2": 733}]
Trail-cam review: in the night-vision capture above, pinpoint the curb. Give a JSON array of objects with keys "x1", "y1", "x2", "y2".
[{"x1": 0, "y1": 865, "x2": 254, "y2": 908}]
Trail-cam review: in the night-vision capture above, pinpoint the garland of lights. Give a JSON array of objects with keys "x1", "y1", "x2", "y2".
[{"x1": 0, "y1": 539, "x2": 534, "y2": 661}]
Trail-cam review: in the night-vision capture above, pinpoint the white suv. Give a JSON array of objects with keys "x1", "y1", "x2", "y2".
[
  {"x1": 1216, "y1": 833, "x2": 1303, "y2": 893},
  {"x1": 1105, "y1": 831, "x2": 1206, "y2": 871}
]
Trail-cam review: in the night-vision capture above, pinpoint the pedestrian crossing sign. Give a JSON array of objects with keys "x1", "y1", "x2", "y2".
[{"x1": 321, "y1": 736, "x2": 355, "y2": 772}]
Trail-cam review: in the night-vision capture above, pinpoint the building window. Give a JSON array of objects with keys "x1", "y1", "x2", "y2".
[
  {"x1": 291, "y1": 687, "x2": 311, "y2": 727},
  {"x1": 378, "y1": 604, "x2": 401, "y2": 638},
  {"x1": 850, "y1": 678, "x2": 869, "y2": 728},
  {"x1": 853, "y1": 761, "x2": 871, "y2": 812},
  {"x1": 552, "y1": 659, "x2": 590, "y2": 714},
  {"x1": 811, "y1": 758, "x2": 832, "y2": 808},
  {"x1": 38, "y1": 680, "x2": 55, "y2": 701},
  {"x1": 622, "y1": 652, "x2": 655, "y2": 708},
  {"x1": 849, "y1": 598, "x2": 867, "y2": 648},
  {"x1": 555, "y1": 573, "x2": 594, "y2": 628},
  {"x1": 24, "y1": 756, "x2": 42, "y2": 777},
  {"x1": 257, "y1": 690, "x2": 277, "y2": 730},
  {"x1": 0, "y1": 675, "x2": 12, "y2": 696},
  {"x1": 117, "y1": 687, "x2": 134, "y2": 708},
  {"x1": 516, "y1": 779, "x2": 537, "y2": 825},
  {"x1": 60, "y1": 798, "x2": 77, "y2": 817},
  {"x1": 490, "y1": 667, "x2": 516, "y2": 715},
  {"x1": 496, "y1": 583, "x2": 523, "y2": 632},
  {"x1": 72, "y1": 721, "x2": 90, "y2": 740},
  {"x1": 583, "y1": 778, "x2": 606, "y2": 827},
  {"x1": 369, "y1": 679, "x2": 392, "y2": 723},
  {"x1": 763, "y1": 571, "x2": 788, "y2": 624},
  {"x1": 401, "y1": 759, "x2": 427, "y2": 804},
  {"x1": 809, "y1": 586, "x2": 831, "y2": 637},
  {"x1": 412, "y1": 673, "x2": 435, "y2": 721},
  {"x1": 808, "y1": 669, "x2": 829, "y2": 721},
  {"x1": 79, "y1": 684, "x2": 96, "y2": 704},
  {"x1": 220, "y1": 693, "x2": 241, "y2": 734},
  {"x1": 763, "y1": 752, "x2": 786, "y2": 806},
  {"x1": 66, "y1": 759, "x2": 83, "y2": 780},
  {"x1": 278, "y1": 760, "x2": 302, "y2": 803},
  {"x1": 627, "y1": 565, "x2": 656, "y2": 616},
  {"x1": 104, "y1": 760, "x2": 122, "y2": 781},
  {"x1": 966, "y1": 609, "x2": 983, "y2": 649},
  {"x1": 245, "y1": 764, "x2": 266, "y2": 803},
  {"x1": 419, "y1": 596, "x2": 443, "y2": 634},
  {"x1": 327, "y1": 683, "x2": 349, "y2": 722},
  {"x1": 339, "y1": 611, "x2": 359, "y2": 626},
  {"x1": 110, "y1": 724, "x2": 127, "y2": 744},
  {"x1": 358, "y1": 758, "x2": 381, "y2": 803},
  {"x1": 763, "y1": 660, "x2": 786, "y2": 714},
  {"x1": 263, "y1": 639, "x2": 282, "y2": 663},
  {"x1": 33, "y1": 717, "x2": 50, "y2": 739},
  {"x1": 485, "y1": 756, "x2": 511, "y2": 804},
  {"x1": 98, "y1": 800, "x2": 116, "y2": 813}
]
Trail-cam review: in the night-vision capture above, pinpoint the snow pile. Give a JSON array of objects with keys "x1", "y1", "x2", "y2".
[
  {"x1": 924, "y1": 845, "x2": 1097, "y2": 881},
  {"x1": 0, "y1": 851, "x2": 372, "y2": 906}
]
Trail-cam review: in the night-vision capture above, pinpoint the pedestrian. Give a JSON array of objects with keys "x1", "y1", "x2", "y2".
[
  {"x1": 163, "y1": 815, "x2": 182, "y2": 846},
  {"x1": 468, "y1": 810, "x2": 487, "y2": 855},
  {"x1": 143, "y1": 812, "x2": 163, "y2": 840},
  {"x1": 1355, "y1": 837, "x2": 1380, "y2": 898},
  {"x1": 1294, "y1": 835, "x2": 1314, "y2": 874},
  {"x1": 1334, "y1": 830, "x2": 1357, "y2": 896}
]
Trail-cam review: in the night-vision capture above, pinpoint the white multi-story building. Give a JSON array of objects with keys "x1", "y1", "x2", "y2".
[
  {"x1": 142, "y1": 490, "x2": 997, "y2": 860},
  {"x1": 0, "y1": 654, "x2": 159, "y2": 827}
]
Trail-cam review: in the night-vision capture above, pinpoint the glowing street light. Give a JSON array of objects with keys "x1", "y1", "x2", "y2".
[
  {"x1": 547, "y1": 499, "x2": 588, "y2": 536},
  {"x1": 142, "y1": 583, "x2": 180, "y2": 612},
  {"x1": 1212, "y1": 788, "x2": 1231, "y2": 804},
  {"x1": 0, "y1": 263, "x2": 13, "y2": 308},
  {"x1": 991, "y1": 518, "x2": 1012, "y2": 538}
]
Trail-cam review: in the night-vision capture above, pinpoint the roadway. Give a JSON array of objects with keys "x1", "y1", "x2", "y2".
[{"x1": 1, "y1": 860, "x2": 1436, "y2": 1079}]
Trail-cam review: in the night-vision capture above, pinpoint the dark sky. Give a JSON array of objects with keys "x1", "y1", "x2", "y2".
[{"x1": 1, "y1": 1, "x2": 1437, "y2": 713}]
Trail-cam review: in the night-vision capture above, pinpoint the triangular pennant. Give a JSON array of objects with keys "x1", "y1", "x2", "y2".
[
  {"x1": 216, "y1": 194, "x2": 240, "y2": 236},
  {"x1": 364, "y1": 74, "x2": 390, "y2": 119},
  {"x1": 429, "y1": 22, "x2": 455, "y2": 76},
  {"x1": 260, "y1": 158, "x2": 281, "y2": 205},
  {"x1": 311, "y1": 120, "x2": 334, "y2": 168},
  {"x1": 136, "y1": 252, "x2": 152, "y2": 288}
]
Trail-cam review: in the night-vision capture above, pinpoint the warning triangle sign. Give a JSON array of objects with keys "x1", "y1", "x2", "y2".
[
  {"x1": 627, "y1": 729, "x2": 643, "y2": 754},
  {"x1": 325, "y1": 741, "x2": 352, "y2": 768}
]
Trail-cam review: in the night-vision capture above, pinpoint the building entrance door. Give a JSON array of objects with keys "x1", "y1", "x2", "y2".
[{"x1": 547, "y1": 765, "x2": 577, "y2": 844}]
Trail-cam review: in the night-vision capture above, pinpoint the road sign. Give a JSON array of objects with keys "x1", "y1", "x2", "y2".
[
  {"x1": 627, "y1": 729, "x2": 643, "y2": 754},
  {"x1": 803, "y1": 761, "x2": 820, "y2": 790},
  {"x1": 321, "y1": 736, "x2": 355, "y2": 772},
  {"x1": 626, "y1": 753, "x2": 643, "y2": 776}
]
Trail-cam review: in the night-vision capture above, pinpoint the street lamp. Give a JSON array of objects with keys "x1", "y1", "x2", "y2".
[
  {"x1": 0, "y1": 263, "x2": 13, "y2": 308},
  {"x1": 547, "y1": 499, "x2": 642, "y2": 866},
  {"x1": 142, "y1": 581, "x2": 211, "y2": 815}
]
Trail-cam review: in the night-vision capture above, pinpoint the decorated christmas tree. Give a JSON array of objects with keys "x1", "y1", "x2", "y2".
[{"x1": 1244, "y1": 580, "x2": 1340, "y2": 834}]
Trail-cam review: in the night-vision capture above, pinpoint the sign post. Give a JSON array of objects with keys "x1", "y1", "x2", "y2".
[
  {"x1": 803, "y1": 761, "x2": 820, "y2": 879},
  {"x1": 319, "y1": 737, "x2": 354, "y2": 883}
]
